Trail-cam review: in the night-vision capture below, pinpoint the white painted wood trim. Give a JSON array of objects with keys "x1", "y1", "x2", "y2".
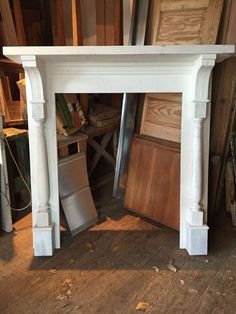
[
  {"x1": 3, "y1": 45, "x2": 234, "y2": 59},
  {"x1": 3, "y1": 45, "x2": 234, "y2": 256},
  {"x1": 22, "y1": 56, "x2": 54, "y2": 256}
]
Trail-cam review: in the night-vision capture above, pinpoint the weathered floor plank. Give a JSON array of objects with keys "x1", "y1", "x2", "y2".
[{"x1": 0, "y1": 208, "x2": 235, "y2": 314}]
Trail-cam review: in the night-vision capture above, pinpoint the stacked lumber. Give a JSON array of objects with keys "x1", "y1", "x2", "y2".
[
  {"x1": 0, "y1": 0, "x2": 45, "y2": 48},
  {"x1": 88, "y1": 103, "x2": 120, "y2": 128},
  {"x1": 50, "y1": 0, "x2": 122, "y2": 46}
]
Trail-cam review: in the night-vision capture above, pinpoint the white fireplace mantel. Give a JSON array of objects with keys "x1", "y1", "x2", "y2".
[{"x1": 3, "y1": 45, "x2": 234, "y2": 256}]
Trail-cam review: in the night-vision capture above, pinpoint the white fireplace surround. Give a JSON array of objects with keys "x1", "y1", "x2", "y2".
[{"x1": 4, "y1": 45, "x2": 234, "y2": 256}]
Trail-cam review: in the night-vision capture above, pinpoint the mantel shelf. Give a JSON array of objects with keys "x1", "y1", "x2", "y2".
[{"x1": 3, "y1": 45, "x2": 234, "y2": 65}]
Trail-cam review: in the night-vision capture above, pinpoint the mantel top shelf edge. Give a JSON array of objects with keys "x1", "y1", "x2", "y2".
[{"x1": 3, "y1": 45, "x2": 234, "y2": 65}]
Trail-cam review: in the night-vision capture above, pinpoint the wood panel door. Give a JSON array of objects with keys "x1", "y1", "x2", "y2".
[
  {"x1": 147, "y1": 0, "x2": 223, "y2": 45},
  {"x1": 140, "y1": 93, "x2": 182, "y2": 143},
  {"x1": 124, "y1": 136, "x2": 180, "y2": 231}
]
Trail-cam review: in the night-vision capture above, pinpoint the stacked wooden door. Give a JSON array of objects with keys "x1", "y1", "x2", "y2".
[{"x1": 124, "y1": 0, "x2": 224, "y2": 230}]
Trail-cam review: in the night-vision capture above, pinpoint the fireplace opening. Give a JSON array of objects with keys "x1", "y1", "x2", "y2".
[{"x1": 55, "y1": 92, "x2": 182, "y2": 237}]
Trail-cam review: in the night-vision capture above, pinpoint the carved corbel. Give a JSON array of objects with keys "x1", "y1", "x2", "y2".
[{"x1": 190, "y1": 55, "x2": 216, "y2": 226}]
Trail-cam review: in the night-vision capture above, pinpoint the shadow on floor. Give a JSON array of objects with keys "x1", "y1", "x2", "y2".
[{"x1": 28, "y1": 209, "x2": 236, "y2": 272}]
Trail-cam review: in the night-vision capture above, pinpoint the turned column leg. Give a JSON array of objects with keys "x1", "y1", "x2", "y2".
[
  {"x1": 190, "y1": 118, "x2": 204, "y2": 225},
  {"x1": 31, "y1": 113, "x2": 54, "y2": 256},
  {"x1": 23, "y1": 57, "x2": 54, "y2": 256},
  {"x1": 186, "y1": 100, "x2": 209, "y2": 255},
  {"x1": 35, "y1": 120, "x2": 50, "y2": 227}
]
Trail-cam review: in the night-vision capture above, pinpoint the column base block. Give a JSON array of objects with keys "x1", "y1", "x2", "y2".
[
  {"x1": 189, "y1": 210, "x2": 203, "y2": 226},
  {"x1": 33, "y1": 224, "x2": 54, "y2": 256},
  {"x1": 186, "y1": 223, "x2": 209, "y2": 255},
  {"x1": 36, "y1": 211, "x2": 50, "y2": 227}
]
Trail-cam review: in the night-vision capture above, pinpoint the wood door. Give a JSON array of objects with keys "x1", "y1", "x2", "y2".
[
  {"x1": 124, "y1": 136, "x2": 180, "y2": 231},
  {"x1": 147, "y1": 0, "x2": 223, "y2": 45},
  {"x1": 140, "y1": 93, "x2": 182, "y2": 143}
]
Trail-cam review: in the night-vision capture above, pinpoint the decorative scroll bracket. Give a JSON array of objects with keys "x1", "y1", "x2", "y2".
[
  {"x1": 186, "y1": 55, "x2": 216, "y2": 255},
  {"x1": 22, "y1": 55, "x2": 54, "y2": 256}
]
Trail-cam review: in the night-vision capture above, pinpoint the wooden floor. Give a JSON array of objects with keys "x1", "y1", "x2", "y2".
[{"x1": 0, "y1": 205, "x2": 236, "y2": 314}]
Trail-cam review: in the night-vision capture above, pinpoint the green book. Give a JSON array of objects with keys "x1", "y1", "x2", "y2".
[
  {"x1": 56, "y1": 94, "x2": 74, "y2": 128},
  {"x1": 56, "y1": 101, "x2": 66, "y2": 127}
]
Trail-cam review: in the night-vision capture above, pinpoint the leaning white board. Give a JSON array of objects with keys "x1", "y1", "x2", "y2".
[{"x1": 58, "y1": 153, "x2": 98, "y2": 235}]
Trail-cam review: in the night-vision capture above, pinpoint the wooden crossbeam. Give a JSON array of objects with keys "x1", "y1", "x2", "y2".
[
  {"x1": 88, "y1": 132, "x2": 113, "y2": 177},
  {"x1": 88, "y1": 134, "x2": 116, "y2": 178}
]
